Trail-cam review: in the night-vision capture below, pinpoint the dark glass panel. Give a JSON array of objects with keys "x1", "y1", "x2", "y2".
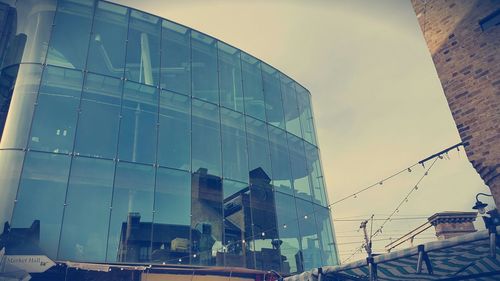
[
  {"x1": 296, "y1": 84, "x2": 317, "y2": 145},
  {"x1": 58, "y1": 157, "x2": 114, "y2": 262},
  {"x1": 314, "y1": 205, "x2": 338, "y2": 266},
  {"x1": 191, "y1": 168, "x2": 223, "y2": 266},
  {"x1": 0, "y1": 150, "x2": 24, "y2": 234},
  {"x1": 117, "y1": 81, "x2": 158, "y2": 164},
  {"x1": 242, "y1": 53, "x2": 265, "y2": 121},
  {"x1": 152, "y1": 167, "x2": 191, "y2": 265},
  {"x1": 87, "y1": 1, "x2": 129, "y2": 78},
  {"x1": 262, "y1": 64, "x2": 285, "y2": 129},
  {"x1": 305, "y1": 143, "x2": 327, "y2": 206},
  {"x1": 107, "y1": 162, "x2": 155, "y2": 263},
  {"x1": 158, "y1": 90, "x2": 190, "y2": 170},
  {"x1": 74, "y1": 73, "x2": 122, "y2": 159},
  {"x1": 281, "y1": 74, "x2": 302, "y2": 138},
  {"x1": 245, "y1": 116, "x2": 272, "y2": 181},
  {"x1": 222, "y1": 179, "x2": 254, "y2": 269},
  {"x1": 10, "y1": 152, "x2": 70, "y2": 257},
  {"x1": 191, "y1": 31, "x2": 218, "y2": 104},
  {"x1": 160, "y1": 20, "x2": 191, "y2": 95},
  {"x1": 275, "y1": 192, "x2": 301, "y2": 274},
  {"x1": 218, "y1": 42, "x2": 244, "y2": 112},
  {"x1": 268, "y1": 126, "x2": 293, "y2": 195},
  {"x1": 295, "y1": 198, "x2": 322, "y2": 270},
  {"x1": 287, "y1": 133, "x2": 312, "y2": 200},
  {"x1": 221, "y1": 108, "x2": 248, "y2": 183},
  {"x1": 46, "y1": 0, "x2": 94, "y2": 69},
  {"x1": 191, "y1": 99, "x2": 221, "y2": 177},
  {"x1": 0, "y1": 64, "x2": 42, "y2": 149},
  {"x1": 1, "y1": 0, "x2": 56, "y2": 66},
  {"x1": 125, "y1": 10, "x2": 161, "y2": 86},
  {"x1": 29, "y1": 66, "x2": 82, "y2": 154}
]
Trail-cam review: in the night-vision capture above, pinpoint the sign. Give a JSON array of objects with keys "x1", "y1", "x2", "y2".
[{"x1": 4, "y1": 255, "x2": 55, "y2": 273}]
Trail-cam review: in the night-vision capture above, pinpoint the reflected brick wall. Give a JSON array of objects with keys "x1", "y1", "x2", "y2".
[{"x1": 411, "y1": 0, "x2": 500, "y2": 205}]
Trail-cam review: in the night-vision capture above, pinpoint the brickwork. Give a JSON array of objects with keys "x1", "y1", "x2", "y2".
[{"x1": 411, "y1": 0, "x2": 500, "y2": 206}]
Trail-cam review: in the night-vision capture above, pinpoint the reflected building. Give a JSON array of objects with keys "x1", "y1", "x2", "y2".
[{"x1": 0, "y1": 0, "x2": 338, "y2": 275}]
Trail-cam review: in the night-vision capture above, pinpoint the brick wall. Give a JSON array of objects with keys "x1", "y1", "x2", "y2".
[{"x1": 411, "y1": 0, "x2": 500, "y2": 205}]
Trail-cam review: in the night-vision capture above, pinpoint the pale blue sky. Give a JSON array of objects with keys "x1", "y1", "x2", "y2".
[{"x1": 115, "y1": 0, "x2": 495, "y2": 262}]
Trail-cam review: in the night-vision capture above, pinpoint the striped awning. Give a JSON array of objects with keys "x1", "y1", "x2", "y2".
[{"x1": 285, "y1": 226, "x2": 500, "y2": 281}]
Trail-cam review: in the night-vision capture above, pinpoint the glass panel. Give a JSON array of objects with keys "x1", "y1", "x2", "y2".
[
  {"x1": 245, "y1": 116, "x2": 272, "y2": 182},
  {"x1": 295, "y1": 198, "x2": 322, "y2": 270},
  {"x1": 158, "y1": 90, "x2": 190, "y2": 170},
  {"x1": 10, "y1": 152, "x2": 70, "y2": 257},
  {"x1": 58, "y1": 157, "x2": 114, "y2": 262},
  {"x1": 0, "y1": 150, "x2": 24, "y2": 234},
  {"x1": 1, "y1": 0, "x2": 56, "y2": 66},
  {"x1": 0, "y1": 64, "x2": 42, "y2": 149},
  {"x1": 125, "y1": 10, "x2": 161, "y2": 86},
  {"x1": 191, "y1": 166, "x2": 223, "y2": 266},
  {"x1": 221, "y1": 108, "x2": 248, "y2": 183},
  {"x1": 281, "y1": 74, "x2": 302, "y2": 138},
  {"x1": 218, "y1": 42, "x2": 244, "y2": 112},
  {"x1": 152, "y1": 167, "x2": 191, "y2": 265},
  {"x1": 87, "y1": 1, "x2": 129, "y2": 78},
  {"x1": 287, "y1": 133, "x2": 312, "y2": 200},
  {"x1": 305, "y1": 143, "x2": 327, "y2": 206},
  {"x1": 314, "y1": 205, "x2": 338, "y2": 266},
  {"x1": 29, "y1": 66, "x2": 82, "y2": 154},
  {"x1": 107, "y1": 162, "x2": 155, "y2": 263},
  {"x1": 249, "y1": 176, "x2": 280, "y2": 271},
  {"x1": 242, "y1": 53, "x2": 265, "y2": 121},
  {"x1": 118, "y1": 81, "x2": 158, "y2": 164},
  {"x1": 275, "y1": 192, "x2": 301, "y2": 274},
  {"x1": 46, "y1": 0, "x2": 94, "y2": 69},
  {"x1": 268, "y1": 126, "x2": 293, "y2": 195},
  {"x1": 191, "y1": 31, "x2": 218, "y2": 104},
  {"x1": 191, "y1": 99, "x2": 221, "y2": 177},
  {"x1": 74, "y1": 73, "x2": 122, "y2": 159},
  {"x1": 160, "y1": 20, "x2": 191, "y2": 95},
  {"x1": 296, "y1": 84, "x2": 317, "y2": 145},
  {"x1": 223, "y1": 179, "x2": 254, "y2": 269},
  {"x1": 262, "y1": 64, "x2": 285, "y2": 129}
]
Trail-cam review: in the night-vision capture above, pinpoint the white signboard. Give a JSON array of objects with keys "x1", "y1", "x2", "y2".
[{"x1": 4, "y1": 255, "x2": 55, "y2": 273}]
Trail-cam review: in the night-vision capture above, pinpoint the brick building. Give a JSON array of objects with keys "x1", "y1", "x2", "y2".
[{"x1": 411, "y1": 0, "x2": 500, "y2": 205}]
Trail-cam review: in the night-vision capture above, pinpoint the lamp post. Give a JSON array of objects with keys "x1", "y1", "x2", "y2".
[{"x1": 472, "y1": 192, "x2": 492, "y2": 215}]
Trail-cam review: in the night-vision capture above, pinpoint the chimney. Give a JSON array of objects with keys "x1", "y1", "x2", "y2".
[{"x1": 428, "y1": 211, "x2": 477, "y2": 240}]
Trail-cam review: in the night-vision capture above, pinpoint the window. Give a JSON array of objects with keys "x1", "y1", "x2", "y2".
[
  {"x1": 262, "y1": 64, "x2": 285, "y2": 129},
  {"x1": 192, "y1": 99, "x2": 221, "y2": 177},
  {"x1": 242, "y1": 53, "x2": 265, "y2": 121},
  {"x1": 218, "y1": 42, "x2": 244, "y2": 112},
  {"x1": 221, "y1": 108, "x2": 249, "y2": 183},
  {"x1": 191, "y1": 31, "x2": 218, "y2": 104}
]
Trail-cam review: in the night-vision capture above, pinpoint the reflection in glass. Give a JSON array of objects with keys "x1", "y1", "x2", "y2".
[
  {"x1": 191, "y1": 31, "x2": 218, "y2": 104},
  {"x1": 152, "y1": 167, "x2": 191, "y2": 264},
  {"x1": 87, "y1": 1, "x2": 129, "y2": 78},
  {"x1": 221, "y1": 108, "x2": 248, "y2": 183},
  {"x1": 118, "y1": 81, "x2": 158, "y2": 164},
  {"x1": 305, "y1": 143, "x2": 328, "y2": 206},
  {"x1": 275, "y1": 192, "x2": 301, "y2": 274},
  {"x1": 158, "y1": 90, "x2": 190, "y2": 170},
  {"x1": 46, "y1": 0, "x2": 94, "y2": 69},
  {"x1": 296, "y1": 198, "x2": 322, "y2": 270},
  {"x1": 268, "y1": 126, "x2": 293, "y2": 195},
  {"x1": 0, "y1": 150, "x2": 24, "y2": 234},
  {"x1": 10, "y1": 152, "x2": 70, "y2": 257},
  {"x1": 160, "y1": 20, "x2": 191, "y2": 95},
  {"x1": 287, "y1": 133, "x2": 312, "y2": 200},
  {"x1": 29, "y1": 66, "x2": 82, "y2": 154},
  {"x1": 315, "y1": 205, "x2": 338, "y2": 265},
  {"x1": 281, "y1": 74, "x2": 302, "y2": 138},
  {"x1": 218, "y1": 42, "x2": 244, "y2": 112},
  {"x1": 59, "y1": 157, "x2": 114, "y2": 262},
  {"x1": 0, "y1": 64, "x2": 42, "y2": 149},
  {"x1": 74, "y1": 73, "x2": 122, "y2": 159},
  {"x1": 296, "y1": 85, "x2": 317, "y2": 145},
  {"x1": 125, "y1": 10, "x2": 161, "y2": 86},
  {"x1": 107, "y1": 162, "x2": 155, "y2": 263},
  {"x1": 246, "y1": 116, "x2": 272, "y2": 179},
  {"x1": 262, "y1": 63, "x2": 285, "y2": 129},
  {"x1": 242, "y1": 53, "x2": 265, "y2": 121},
  {"x1": 192, "y1": 99, "x2": 221, "y2": 177}
]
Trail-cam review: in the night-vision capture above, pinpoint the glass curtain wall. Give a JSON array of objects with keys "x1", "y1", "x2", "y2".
[{"x1": 0, "y1": 0, "x2": 337, "y2": 274}]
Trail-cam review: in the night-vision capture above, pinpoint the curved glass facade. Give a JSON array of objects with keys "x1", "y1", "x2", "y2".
[{"x1": 0, "y1": 0, "x2": 338, "y2": 274}]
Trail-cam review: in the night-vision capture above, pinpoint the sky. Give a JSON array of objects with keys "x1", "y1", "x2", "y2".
[{"x1": 115, "y1": 0, "x2": 496, "y2": 263}]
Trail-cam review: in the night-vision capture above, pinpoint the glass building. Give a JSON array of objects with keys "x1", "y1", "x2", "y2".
[{"x1": 0, "y1": 0, "x2": 338, "y2": 276}]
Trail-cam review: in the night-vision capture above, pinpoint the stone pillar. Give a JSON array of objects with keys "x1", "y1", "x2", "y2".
[{"x1": 428, "y1": 211, "x2": 477, "y2": 240}]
